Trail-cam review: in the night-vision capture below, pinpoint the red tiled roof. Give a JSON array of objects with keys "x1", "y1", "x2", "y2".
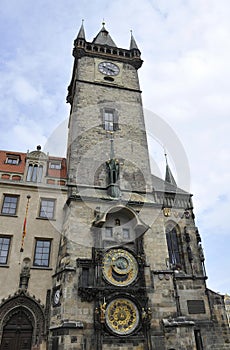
[{"x1": 0, "y1": 150, "x2": 67, "y2": 179}]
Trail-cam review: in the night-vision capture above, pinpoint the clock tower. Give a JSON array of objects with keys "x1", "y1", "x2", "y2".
[
  {"x1": 66, "y1": 22, "x2": 152, "y2": 195},
  {"x1": 50, "y1": 22, "x2": 230, "y2": 350}
]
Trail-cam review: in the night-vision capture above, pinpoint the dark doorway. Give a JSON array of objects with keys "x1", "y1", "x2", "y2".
[{"x1": 0, "y1": 308, "x2": 33, "y2": 350}]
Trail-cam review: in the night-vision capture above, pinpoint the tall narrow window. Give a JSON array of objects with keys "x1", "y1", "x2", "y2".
[
  {"x1": 166, "y1": 223, "x2": 182, "y2": 268},
  {"x1": 33, "y1": 239, "x2": 51, "y2": 267},
  {"x1": 104, "y1": 110, "x2": 114, "y2": 131},
  {"x1": 103, "y1": 109, "x2": 118, "y2": 131},
  {"x1": 194, "y1": 330, "x2": 203, "y2": 350},
  {"x1": 31, "y1": 164, "x2": 38, "y2": 182},
  {"x1": 27, "y1": 164, "x2": 43, "y2": 182},
  {"x1": 82, "y1": 267, "x2": 89, "y2": 287},
  {"x1": 1, "y1": 195, "x2": 19, "y2": 215},
  {"x1": 39, "y1": 199, "x2": 55, "y2": 219},
  {"x1": 27, "y1": 164, "x2": 33, "y2": 181},
  {"x1": 0, "y1": 236, "x2": 11, "y2": 264},
  {"x1": 37, "y1": 165, "x2": 43, "y2": 182}
]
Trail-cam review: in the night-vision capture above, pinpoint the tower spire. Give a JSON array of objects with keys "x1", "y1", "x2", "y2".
[
  {"x1": 76, "y1": 19, "x2": 86, "y2": 40},
  {"x1": 93, "y1": 22, "x2": 117, "y2": 47},
  {"x1": 129, "y1": 30, "x2": 139, "y2": 50},
  {"x1": 164, "y1": 150, "x2": 177, "y2": 186}
]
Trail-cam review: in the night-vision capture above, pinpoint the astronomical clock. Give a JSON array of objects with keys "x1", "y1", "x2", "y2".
[{"x1": 102, "y1": 248, "x2": 138, "y2": 287}]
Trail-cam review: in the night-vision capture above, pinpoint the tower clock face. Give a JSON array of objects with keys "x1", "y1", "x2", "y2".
[
  {"x1": 105, "y1": 298, "x2": 139, "y2": 335},
  {"x1": 98, "y1": 61, "x2": 120, "y2": 76},
  {"x1": 53, "y1": 288, "x2": 61, "y2": 306},
  {"x1": 102, "y1": 248, "x2": 138, "y2": 286}
]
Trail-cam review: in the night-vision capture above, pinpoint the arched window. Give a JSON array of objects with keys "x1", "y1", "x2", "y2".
[
  {"x1": 166, "y1": 223, "x2": 182, "y2": 268},
  {"x1": 26, "y1": 164, "x2": 43, "y2": 182},
  {"x1": 37, "y1": 165, "x2": 43, "y2": 182}
]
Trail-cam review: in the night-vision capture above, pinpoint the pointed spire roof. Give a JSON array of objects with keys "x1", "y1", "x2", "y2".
[
  {"x1": 93, "y1": 22, "x2": 117, "y2": 47},
  {"x1": 129, "y1": 30, "x2": 139, "y2": 50},
  {"x1": 164, "y1": 152, "x2": 177, "y2": 186},
  {"x1": 77, "y1": 20, "x2": 86, "y2": 39}
]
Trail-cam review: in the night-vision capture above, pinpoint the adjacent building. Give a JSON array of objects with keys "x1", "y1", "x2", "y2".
[{"x1": 0, "y1": 23, "x2": 229, "y2": 350}]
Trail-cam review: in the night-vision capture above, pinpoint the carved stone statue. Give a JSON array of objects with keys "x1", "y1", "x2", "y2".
[
  {"x1": 106, "y1": 158, "x2": 120, "y2": 198},
  {"x1": 19, "y1": 258, "x2": 31, "y2": 290}
]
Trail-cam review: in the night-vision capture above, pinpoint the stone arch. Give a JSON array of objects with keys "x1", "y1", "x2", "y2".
[
  {"x1": 94, "y1": 204, "x2": 148, "y2": 234},
  {"x1": 0, "y1": 291, "x2": 46, "y2": 348},
  {"x1": 93, "y1": 204, "x2": 149, "y2": 248}
]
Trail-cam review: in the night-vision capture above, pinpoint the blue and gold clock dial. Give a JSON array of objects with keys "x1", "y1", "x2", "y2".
[{"x1": 102, "y1": 248, "x2": 138, "y2": 286}]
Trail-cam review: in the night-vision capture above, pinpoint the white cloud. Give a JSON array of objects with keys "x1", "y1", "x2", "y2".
[{"x1": 12, "y1": 77, "x2": 39, "y2": 103}]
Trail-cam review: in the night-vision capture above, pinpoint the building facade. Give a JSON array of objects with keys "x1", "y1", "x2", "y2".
[{"x1": 0, "y1": 23, "x2": 229, "y2": 350}]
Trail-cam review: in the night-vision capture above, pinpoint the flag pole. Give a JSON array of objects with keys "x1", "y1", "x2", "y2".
[{"x1": 20, "y1": 195, "x2": 31, "y2": 252}]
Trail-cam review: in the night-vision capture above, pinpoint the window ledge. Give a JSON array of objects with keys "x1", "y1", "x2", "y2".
[
  {"x1": 31, "y1": 266, "x2": 53, "y2": 271},
  {"x1": 0, "y1": 264, "x2": 9, "y2": 268},
  {"x1": 0, "y1": 214, "x2": 18, "y2": 218},
  {"x1": 36, "y1": 217, "x2": 56, "y2": 221}
]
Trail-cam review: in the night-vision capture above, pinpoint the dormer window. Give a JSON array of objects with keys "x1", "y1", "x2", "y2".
[
  {"x1": 5, "y1": 154, "x2": 20, "y2": 165},
  {"x1": 26, "y1": 164, "x2": 43, "y2": 182},
  {"x1": 49, "y1": 161, "x2": 61, "y2": 170}
]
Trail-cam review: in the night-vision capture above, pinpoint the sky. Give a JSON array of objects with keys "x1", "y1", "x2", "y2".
[{"x1": 0, "y1": 0, "x2": 229, "y2": 294}]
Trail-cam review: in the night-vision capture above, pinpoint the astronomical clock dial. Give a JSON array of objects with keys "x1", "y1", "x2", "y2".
[
  {"x1": 98, "y1": 61, "x2": 120, "y2": 76},
  {"x1": 105, "y1": 298, "x2": 139, "y2": 335},
  {"x1": 102, "y1": 248, "x2": 138, "y2": 286}
]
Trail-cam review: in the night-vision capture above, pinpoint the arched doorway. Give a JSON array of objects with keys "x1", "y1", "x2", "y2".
[{"x1": 0, "y1": 308, "x2": 33, "y2": 350}]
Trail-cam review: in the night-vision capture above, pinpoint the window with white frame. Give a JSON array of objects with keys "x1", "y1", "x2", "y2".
[
  {"x1": 26, "y1": 164, "x2": 43, "y2": 182},
  {"x1": 6, "y1": 154, "x2": 20, "y2": 165},
  {"x1": 0, "y1": 236, "x2": 11, "y2": 264},
  {"x1": 49, "y1": 161, "x2": 61, "y2": 170},
  {"x1": 39, "y1": 199, "x2": 55, "y2": 219},
  {"x1": 1, "y1": 195, "x2": 19, "y2": 215},
  {"x1": 103, "y1": 109, "x2": 118, "y2": 131},
  {"x1": 33, "y1": 239, "x2": 51, "y2": 267}
]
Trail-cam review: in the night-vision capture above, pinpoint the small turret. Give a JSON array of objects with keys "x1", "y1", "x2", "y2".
[
  {"x1": 130, "y1": 30, "x2": 139, "y2": 50},
  {"x1": 76, "y1": 20, "x2": 86, "y2": 40}
]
